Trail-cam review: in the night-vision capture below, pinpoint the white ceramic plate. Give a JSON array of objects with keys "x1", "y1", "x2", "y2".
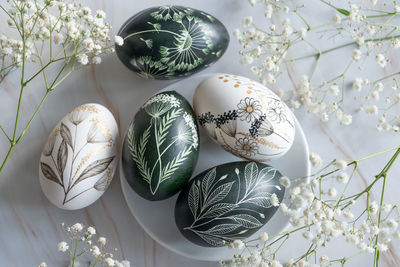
[{"x1": 120, "y1": 73, "x2": 310, "y2": 262}]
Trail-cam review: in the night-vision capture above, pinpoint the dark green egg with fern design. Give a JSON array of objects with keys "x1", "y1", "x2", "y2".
[
  {"x1": 122, "y1": 91, "x2": 200, "y2": 201},
  {"x1": 175, "y1": 161, "x2": 284, "y2": 247},
  {"x1": 115, "y1": 5, "x2": 229, "y2": 80}
]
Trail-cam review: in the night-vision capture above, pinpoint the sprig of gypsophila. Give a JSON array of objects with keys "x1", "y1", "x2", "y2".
[
  {"x1": 221, "y1": 145, "x2": 400, "y2": 267},
  {"x1": 0, "y1": 0, "x2": 123, "y2": 175},
  {"x1": 38, "y1": 223, "x2": 130, "y2": 267},
  {"x1": 236, "y1": 0, "x2": 400, "y2": 131}
]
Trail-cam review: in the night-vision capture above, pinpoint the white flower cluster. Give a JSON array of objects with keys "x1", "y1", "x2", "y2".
[
  {"x1": 142, "y1": 93, "x2": 181, "y2": 108},
  {"x1": 0, "y1": 0, "x2": 114, "y2": 79},
  {"x1": 183, "y1": 112, "x2": 199, "y2": 149},
  {"x1": 40, "y1": 222, "x2": 130, "y2": 267},
  {"x1": 236, "y1": 0, "x2": 400, "y2": 130},
  {"x1": 222, "y1": 150, "x2": 400, "y2": 267}
]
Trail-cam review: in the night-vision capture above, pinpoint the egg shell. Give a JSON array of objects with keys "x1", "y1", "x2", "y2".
[
  {"x1": 39, "y1": 103, "x2": 119, "y2": 210},
  {"x1": 193, "y1": 74, "x2": 295, "y2": 162},
  {"x1": 122, "y1": 91, "x2": 200, "y2": 201},
  {"x1": 115, "y1": 5, "x2": 229, "y2": 80},
  {"x1": 175, "y1": 161, "x2": 284, "y2": 247}
]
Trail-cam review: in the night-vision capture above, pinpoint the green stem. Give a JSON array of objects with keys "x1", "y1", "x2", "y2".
[
  {"x1": 374, "y1": 172, "x2": 388, "y2": 267},
  {"x1": 290, "y1": 35, "x2": 400, "y2": 62}
]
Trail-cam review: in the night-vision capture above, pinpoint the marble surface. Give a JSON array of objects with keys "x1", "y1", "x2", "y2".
[{"x1": 0, "y1": 0, "x2": 399, "y2": 266}]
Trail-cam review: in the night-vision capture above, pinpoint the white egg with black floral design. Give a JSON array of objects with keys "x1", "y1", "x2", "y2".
[
  {"x1": 39, "y1": 104, "x2": 119, "y2": 210},
  {"x1": 193, "y1": 74, "x2": 295, "y2": 162}
]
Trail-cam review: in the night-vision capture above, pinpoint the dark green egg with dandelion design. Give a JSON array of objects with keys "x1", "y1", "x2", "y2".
[
  {"x1": 175, "y1": 161, "x2": 284, "y2": 247},
  {"x1": 115, "y1": 5, "x2": 229, "y2": 80},
  {"x1": 122, "y1": 91, "x2": 200, "y2": 201}
]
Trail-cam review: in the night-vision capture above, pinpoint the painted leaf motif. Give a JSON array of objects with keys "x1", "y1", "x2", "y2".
[
  {"x1": 232, "y1": 214, "x2": 262, "y2": 228},
  {"x1": 201, "y1": 167, "x2": 216, "y2": 199},
  {"x1": 60, "y1": 122, "x2": 73, "y2": 148},
  {"x1": 128, "y1": 124, "x2": 152, "y2": 184},
  {"x1": 160, "y1": 146, "x2": 191, "y2": 183},
  {"x1": 195, "y1": 232, "x2": 225, "y2": 247},
  {"x1": 205, "y1": 224, "x2": 240, "y2": 235},
  {"x1": 93, "y1": 174, "x2": 112, "y2": 191},
  {"x1": 244, "y1": 162, "x2": 258, "y2": 193},
  {"x1": 56, "y1": 140, "x2": 68, "y2": 178},
  {"x1": 87, "y1": 123, "x2": 107, "y2": 143},
  {"x1": 205, "y1": 181, "x2": 234, "y2": 207},
  {"x1": 243, "y1": 192, "x2": 273, "y2": 208},
  {"x1": 75, "y1": 156, "x2": 115, "y2": 184},
  {"x1": 188, "y1": 183, "x2": 199, "y2": 218},
  {"x1": 258, "y1": 167, "x2": 276, "y2": 184},
  {"x1": 40, "y1": 162, "x2": 62, "y2": 186},
  {"x1": 202, "y1": 203, "x2": 237, "y2": 219}
]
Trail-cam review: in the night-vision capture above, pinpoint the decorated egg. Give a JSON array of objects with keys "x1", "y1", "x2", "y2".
[
  {"x1": 175, "y1": 161, "x2": 284, "y2": 247},
  {"x1": 193, "y1": 74, "x2": 295, "y2": 162},
  {"x1": 115, "y1": 6, "x2": 229, "y2": 80},
  {"x1": 39, "y1": 104, "x2": 119, "y2": 210},
  {"x1": 122, "y1": 91, "x2": 199, "y2": 201}
]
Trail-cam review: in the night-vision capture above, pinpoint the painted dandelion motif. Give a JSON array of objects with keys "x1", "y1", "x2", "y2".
[{"x1": 116, "y1": 6, "x2": 229, "y2": 80}]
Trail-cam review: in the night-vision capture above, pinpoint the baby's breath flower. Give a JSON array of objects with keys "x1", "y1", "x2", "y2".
[
  {"x1": 352, "y1": 49, "x2": 362, "y2": 61},
  {"x1": 90, "y1": 245, "x2": 101, "y2": 256},
  {"x1": 270, "y1": 193, "x2": 280, "y2": 207},
  {"x1": 105, "y1": 257, "x2": 115, "y2": 267},
  {"x1": 87, "y1": 226, "x2": 96, "y2": 236},
  {"x1": 259, "y1": 232, "x2": 269, "y2": 242},
  {"x1": 327, "y1": 187, "x2": 337, "y2": 197},
  {"x1": 92, "y1": 56, "x2": 102, "y2": 64},
  {"x1": 377, "y1": 243, "x2": 388, "y2": 252},
  {"x1": 335, "y1": 160, "x2": 348, "y2": 170},
  {"x1": 333, "y1": 14, "x2": 342, "y2": 23},
  {"x1": 242, "y1": 16, "x2": 253, "y2": 27},
  {"x1": 114, "y1": 35, "x2": 124, "y2": 46},
  {"x1": 279, "y1": 176, "x2": 291, "y2": 188},
  {"x1": 309, "y1": 152, "x2": 322, "y2": 167},
  {"x1": 382, "y1": 203, "x2": 393, "y2": 212},
  {"x1": 343, "y1": 209, "x2": 354, "y2": 219},
  {"x1": 71, "y1": 223, "x2": 84, "y2": 232},
  {"x1": 98, "y1": 237, "x2": 106, "y2": 246},
  {"x1": 58, "y1": 241, "x2": 69, "y2": 252},
  {"x1": 77, "y1": 54, "x2": 89, "y2": 65},
  {"x1": 38, "y1": 262, "x2": 47, "y2": 267},
  {"x1": 233, "y1": 240, "x2": 244, "y2": 249}
]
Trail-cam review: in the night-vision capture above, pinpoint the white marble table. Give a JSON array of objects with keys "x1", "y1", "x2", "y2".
[{"x1": 1, "y1": 0, "x2": 400, "y2": 266}]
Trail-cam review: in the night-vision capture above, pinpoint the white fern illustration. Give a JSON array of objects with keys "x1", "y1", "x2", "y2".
[
  {"x1": 128, "y1": 93, "x2": 198, "y2": 195},
  {"x1": 183, "y1": 162, "x2": 281, "y2": 246}
]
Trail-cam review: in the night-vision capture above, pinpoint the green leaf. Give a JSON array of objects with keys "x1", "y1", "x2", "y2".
[{"x1": 337, "y1": 8, "x2": 350, "y2": 16}]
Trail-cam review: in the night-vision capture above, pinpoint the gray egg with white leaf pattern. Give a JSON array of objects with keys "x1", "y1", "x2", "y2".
[{"x1": 175, "y1": 161, "x2": 284, "y2": 247}]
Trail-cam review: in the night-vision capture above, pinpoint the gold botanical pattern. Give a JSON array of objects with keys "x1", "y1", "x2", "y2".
[{"x1": 40, "y1": 107, "x2": 116, "y2": 206}]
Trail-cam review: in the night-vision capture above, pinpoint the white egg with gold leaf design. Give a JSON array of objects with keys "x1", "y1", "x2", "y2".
[
  {"x1": 193, "y1": 74, "x2": 295, "y2": 162},
  {"x1": 39, "y1": 103, "x2": 119, "y2": 210}
]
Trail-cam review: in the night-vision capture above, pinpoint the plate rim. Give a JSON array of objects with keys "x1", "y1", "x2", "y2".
[{"x1": 119, "y1": 73, "x2": 311, "y2": 261}]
